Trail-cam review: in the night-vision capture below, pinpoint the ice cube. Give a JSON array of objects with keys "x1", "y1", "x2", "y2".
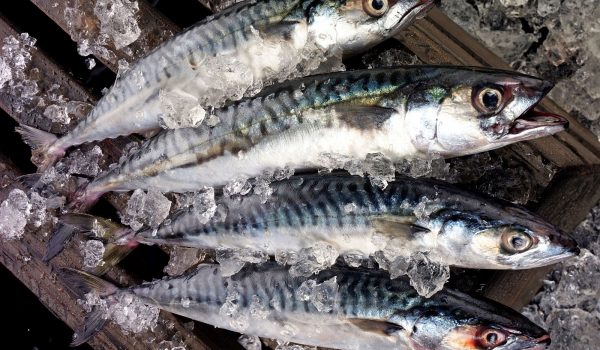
[
  {"x1": 238, "y1": 335, "x2": 262, "y2": 350},
  {"x1": 66, "y1": 146, "x2": 104, "y2": 177},
  {"x1": 79, "y1": 239, "x2": 106, "y2": 269},
  {"x1": 310, "y1": 277, "x2": 338, "y2": 313},
  {"x1": 249, "y1": 295, "x2": 269, "y2": 319},
  {"x1": 288, "y1": 243, "x2": 338, "y2": 278},
  {"x1": 121, "y1": 189, "x2": 172, "y2": 231},
  {"x1": 110, "y1": 293, "x2": 160, "y2": 334},
  {"x1": 158, "y1": 89, "x2": 207, "y2": 129},
  {"x1": 164, "y1": 246, "x2": 210, "y2": 276},
  {"x1": 216, "y1": 248, "x2": 269, "y2": 277},
  {"x1": 93, "y1": 0, "x2": 141, "y2": 50},
  {"x1": 223, "y1": 176, "x2": 252, "y2": 197},
  {"x1": 406, "y1": 252, "x2": 450, "y2": 298},
  {"x1": 28, "y1": 191, "x2": 48, "y2": 228},
  {"x1": 43, "y1": 104, "x2": 70, "y2": 124},
  {"x1": 85, "y1": 57, "x2": 96, "y2": 70},
  {"x1": 0, "y1": 189, "x2": 31, "y2": 240}
]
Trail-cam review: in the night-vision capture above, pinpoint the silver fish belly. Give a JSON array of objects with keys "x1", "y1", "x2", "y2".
[{"x1": 80, "y1": 66, "x2": 564, "y2": 200}]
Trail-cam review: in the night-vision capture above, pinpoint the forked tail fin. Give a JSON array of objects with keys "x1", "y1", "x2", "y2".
[
  {"x1": 59, "y1": 268, "x2": 119, "y2": 346},
  {"x1": 15, "y1": 124, "x2": 64, "y2": 172},
  {"x1": 46, "y1": 213, "x2": 137, "y2": 273}
]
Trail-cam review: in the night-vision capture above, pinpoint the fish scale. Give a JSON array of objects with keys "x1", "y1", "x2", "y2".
[
  {"x1": 87, "y1": 68, "x2": 426, "y2": 194},
  {"x1": 61, "y1": 0, "x2": 298, "y2": 146},
  {"x1": 65, "y1": 262, "x2": 551, "y2": 349},
  {"x1": 110, "y1": 173, "x2": 578, "y2": 272}
]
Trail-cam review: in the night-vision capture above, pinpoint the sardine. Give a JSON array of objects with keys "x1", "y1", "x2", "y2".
[
  {"x1": 62, "y1": 263, "x2": 551, "y2": 349},
  {"x1": 73, "y1": 66, "x2": 567, "y2": 206},
  {"x1": 58, "y1": 174, "x2": 578, "y2": 270},
  {"x1": 17, "y1": 0, "x2": 434, "y2": 170}
]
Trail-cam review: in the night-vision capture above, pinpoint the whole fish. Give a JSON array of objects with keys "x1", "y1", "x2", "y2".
[
  {"x1": 17, "y1": 0, "x2": 434, "y2": 171},
  {"x1": 72, "y1": 66, "x2": 567, "y2": 207},
  {"x1": 62, "y1": 263, "x2": 551, "y2": 349},
  {"x1": 57, "y1": 174, "x2": 578, "y2": 270}
]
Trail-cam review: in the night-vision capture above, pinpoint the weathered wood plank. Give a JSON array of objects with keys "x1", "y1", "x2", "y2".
[
  {"x1": 484, "y1": 165, "x2": 600, "y2": 309},
  {"x1": 30, "y1": 0, "x2": 179, "y2": 72},
  {"x1": 0, "y1": 15, "x2": 219, "y2": 350}
]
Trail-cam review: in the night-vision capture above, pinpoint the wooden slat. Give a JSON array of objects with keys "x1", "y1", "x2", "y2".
[
  {"x1": 0, "y1": 16, "x2": 218, "y2": 350},
  {"x1": 30, "y1": 0, "x2": 179, "y2": 72},
  {"x1": 484, "y1": 165, "x2": 600, "y2": 309}
]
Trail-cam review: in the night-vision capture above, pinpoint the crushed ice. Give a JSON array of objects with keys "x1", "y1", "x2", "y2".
[
  {"x1": 238, "y1": 334, "x2": 262, "y2": 350},
  {"x1": 81, "y1": 292, "x2": 159, "y2": 335},
  {"x1": 216, "y1": 248, "x2": 269, "y2": 277},
  {"x1": 121, "y1": 189, "x2": 172, "y2": 231},
  {"x1": 79, "y1": 240, "x2": 106, "y2": 268},
  {"x1": 0, "y1": 189, "x2": 31, "y2": 240}
]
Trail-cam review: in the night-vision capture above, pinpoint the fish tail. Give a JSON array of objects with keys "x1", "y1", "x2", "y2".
[
  {"x1": 45, "y1": 224, "x2": 77, "y2": 261},
  {"x1": 15, "y1": 124, "x2": 64, "y2": 171},
  {"x1": 59, "y1": 268, "x2": 119, "y2": 346},
  {"x1": 54, "y1": 213, "x2": 138, "y2": 274},
  {"x1": 67, "y1": 185, "x2": 104, "y2": 212}
]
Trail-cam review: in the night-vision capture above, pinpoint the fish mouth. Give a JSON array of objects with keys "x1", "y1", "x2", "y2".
[
  {"x1": 524, "y1": 334, "x2": 551, "y2": 349},
  {"x1": 494, "y1": 110, "x2": 568, "y2": 144},
  {"x1": 390, "y1": 0, "x2": 435, "y2": 31},
  {"x1": 509, "y1": 110, "x2": 569, "y2": 135}
]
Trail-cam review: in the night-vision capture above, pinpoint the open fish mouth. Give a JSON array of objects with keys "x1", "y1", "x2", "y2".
[
  {"x1": 492, "y1": 109, "x2": 569, "y2": 144},
  {"x1": 509, "y1": 110, "x2": 569, "y2": 135},
  {"x1": 391, "y1": 0, "x2": 435, "y2": 29}
]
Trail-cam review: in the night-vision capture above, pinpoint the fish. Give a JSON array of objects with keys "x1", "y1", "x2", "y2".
[
  {"x1": 16, "y1": 0, "x2": 434, "y2": 171},
  {"x1": 71, "y1": 66, "x2": 568, "y2": 207},
  {"x1": 61, "y1": 263, "x2": 552, "y2": 349},
  {"x1": 53, "y1": 174, "x2": 578, "y2": 270}
]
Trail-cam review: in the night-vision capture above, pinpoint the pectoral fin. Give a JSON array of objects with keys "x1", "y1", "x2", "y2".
[
  {"x1": 349, "y1": 318, "x2": 404, "y2": 336},
  {"x1": 258, "y1": 20, "x2": 308, "y2": 43},
  {"x1": 333, "y1": 105, "x2": 397, "y2": 130},
  {"x1": 371, "y1": 215, "x2": 430, "y2": 239}
]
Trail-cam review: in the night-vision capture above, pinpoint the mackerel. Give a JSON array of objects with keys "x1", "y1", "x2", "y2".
[
  {"x1": 57, "y1": 174, "x2": 578, "y2": 270},
  {"x1": 62, "y1": 264, "x2": 552, "y2": 349},
  {"x1": 17, "y1": 0, "x2": 433, "y2": 170},
  {"x1": 73, "y1": 66, "x2": 567, "y2": 206}
]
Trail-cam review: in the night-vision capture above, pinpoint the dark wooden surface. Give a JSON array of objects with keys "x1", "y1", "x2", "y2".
[{"x1": 0, "y1": 2, "x2": 599, "y2": 349}]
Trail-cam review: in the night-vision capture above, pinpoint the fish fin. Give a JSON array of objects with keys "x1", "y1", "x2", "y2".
[
  {"x1": 91, "y1": 243, "x2": 137, "y2": 276},
  {"x1": 59, "y1": 268, "x2": 119, "y2": 297},
  {"x1": 348, "y1": 318, "x2": 404, "y2": 336},
  {"x1": 332, "y1": 105, "x2": 396, "y2": 130},
  {"x1": 59, "y1": 268, "x2": 117, "y2": 346},
  {"x1": 258, "y1": 20, "x2": 307, "y2": 42},
  {"x1": 59, "y1": 213, "x2": 137, "y2": 274},
  {"x1": 60, "y1": 213, "x2": 126, "y2": 240},
  {"x1": 371, "y1": 215, "x2": 430, "y2": 238},
  {"x1": 44, "y1": 224, "x2": 77, "y2": 261},
  {"x1": 70, "y1": 309, "x2": 109, "y2": 347},
  {"x1": 16, "y1": 173, "x2": 42, "y2": 188},
  {"x1": 15, "y1": 124, "x2": 63, "y2": 171}
]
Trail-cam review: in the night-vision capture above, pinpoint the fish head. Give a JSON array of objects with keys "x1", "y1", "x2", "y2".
[
  {"x1": 431, "y1": 202, "x2": 579, "y2": 269},
  {"x1": 403, "y1": 67, "x2": 568, "y2": 157},
  {"x1": 306, "y1": 0, "x2": 434, "y2": 55},
  {"x1": 392, "y1": 290, "x2": 551, "y2": 350}
]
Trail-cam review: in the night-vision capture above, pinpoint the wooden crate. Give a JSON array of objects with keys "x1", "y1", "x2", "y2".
[{"x1": 0, "y1": 1, "x2": 598, "y2": 349}]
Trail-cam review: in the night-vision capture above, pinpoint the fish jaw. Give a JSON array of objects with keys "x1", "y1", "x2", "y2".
[{"x1": 486, "y1": 109, "x2": 569, "y2": 150}]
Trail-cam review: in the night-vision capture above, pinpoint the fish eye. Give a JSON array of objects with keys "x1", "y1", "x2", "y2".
[
  {"x1": 501, "y1": 230, "x2": 533, "y2": 254},
  {"x1": 363, "y1": 0, "x2": 389, "y2": 17},
  {"x1": 477, "y1": 328, "x2": 507, "y2": 349},
  {"x1": 474, "y1": 87, "x2": 504, "y2": 114}
]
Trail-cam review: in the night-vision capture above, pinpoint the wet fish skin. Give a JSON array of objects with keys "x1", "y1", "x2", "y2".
[
  {"x1": 134, "y1": 174, "x2": 577, "y2": 270},
  {"x1": 76, "y1": 66, "x2": 566, "y2": 204},
  {"x1": 17, "y1": 0, "x2": 433, "y2": 171},
  {"x1": 62, "y1": 264, "x2": 551, "y2": 349}
]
